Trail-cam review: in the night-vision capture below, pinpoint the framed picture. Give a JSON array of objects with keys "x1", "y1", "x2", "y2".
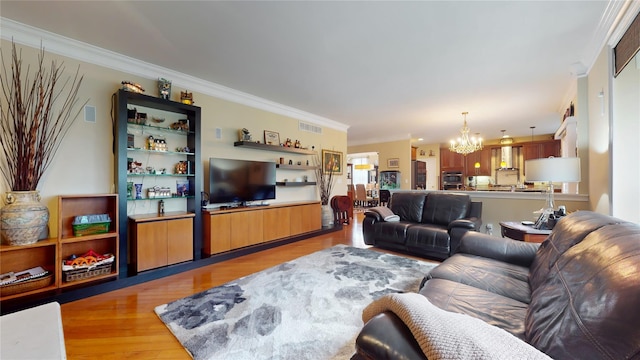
[
  {"x1": 387, "y1": 158, "x2": 399, "y2": 168},
  {"x1": 322, "y1": 149, "x2": 343, "y2": 175},
  {"x1": 264, "y1": 130, "x2": 280, "y2": 146}
]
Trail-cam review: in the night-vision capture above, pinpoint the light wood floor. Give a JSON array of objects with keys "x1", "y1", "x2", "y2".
[{"x1": 60, "y1": 212, "x2": 435, "y2": 359}]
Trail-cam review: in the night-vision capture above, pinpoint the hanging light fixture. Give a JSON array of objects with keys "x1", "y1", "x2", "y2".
[{"x1": 449, "y1": 112, "x2": 483, "y2": 155}]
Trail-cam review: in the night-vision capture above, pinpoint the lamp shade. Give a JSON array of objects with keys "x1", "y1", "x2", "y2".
[{"x1": 525, "y1": 157, "x2": 581, "y2": 182}]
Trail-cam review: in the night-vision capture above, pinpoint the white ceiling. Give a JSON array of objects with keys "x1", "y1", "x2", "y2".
[{"x1": 0, "y1": 1, "x2": 622, "y2": 146}]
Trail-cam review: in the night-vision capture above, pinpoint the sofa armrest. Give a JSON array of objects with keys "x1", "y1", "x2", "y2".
[
  {"x1": 363, "y1": 210, "x2": 383, "y2": 223},
  {"x1": 448, "y1": 218, "x2": 478, "y2": 231},
  {"x1": 456, "y1": 232, "x2": 540, "y2": 267},
  {"x1": 355, "y1": 312, "x2": 427, "y2": 360}
]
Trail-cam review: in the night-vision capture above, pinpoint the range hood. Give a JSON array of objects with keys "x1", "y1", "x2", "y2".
[{"x1": 499, "y1": 131, "x2": 515, "y2": 169}]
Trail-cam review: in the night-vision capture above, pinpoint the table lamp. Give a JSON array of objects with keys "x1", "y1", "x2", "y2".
[{"x1": 525, "y1": 157, "x2": 581, "y2": 228}]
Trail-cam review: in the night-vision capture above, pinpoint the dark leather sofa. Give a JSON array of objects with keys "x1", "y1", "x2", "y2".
[
  {"x1": 355, "y1": 211, "x2": 640, "y2": 359},
  {"x1": 362, "y1": 192, "x2": 482, "y2": 260}
]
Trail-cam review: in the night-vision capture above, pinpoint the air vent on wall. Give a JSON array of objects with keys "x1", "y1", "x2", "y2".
[{"x1": 299, "y1": 121, "x2": 322, "y2": 134}]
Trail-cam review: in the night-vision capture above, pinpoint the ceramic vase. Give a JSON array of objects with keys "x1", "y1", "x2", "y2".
[
  {"x1": 0, "y1": 191, "x2": 49, "y2": 245},
  {"x1": 321, "y1": 204, "x2": 334, "y2": 228}
]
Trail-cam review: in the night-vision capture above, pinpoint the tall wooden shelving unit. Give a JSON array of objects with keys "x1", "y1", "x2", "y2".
[{"x1": 114, "y1": 90, "x2": 202, "y2": 277}]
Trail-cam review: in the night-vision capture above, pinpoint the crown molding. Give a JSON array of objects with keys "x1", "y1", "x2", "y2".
[
  {"x1": 607, "y1": 0, "x2": 640, "y2": 47},
  {"x1": 0, "y1": 17, "x2": 349, "y2": 133},
  {"x1": 581, "y1": 0, "x2": 629, "y2": 74}
]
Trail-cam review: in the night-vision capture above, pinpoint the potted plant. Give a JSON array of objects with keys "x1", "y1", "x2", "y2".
[
  {"x1": 313, "y1": 153, "x2": 336, "y2": 227},
  {"x1": 0, "y1": 41, "x2": 87, "y2": 245}
]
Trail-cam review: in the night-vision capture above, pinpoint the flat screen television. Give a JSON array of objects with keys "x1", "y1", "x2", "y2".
[{"x1": 209, "y1": 158, "x2": 276, "y2": 205}]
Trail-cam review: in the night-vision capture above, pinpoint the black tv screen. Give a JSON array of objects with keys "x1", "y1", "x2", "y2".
[{"x1": 209, "y1": 158, "x2": 276, "y2": 204}]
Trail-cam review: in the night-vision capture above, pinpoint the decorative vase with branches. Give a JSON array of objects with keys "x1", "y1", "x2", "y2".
[
  {"x1": 313, "y1": 153, "x2": 337, "y2": 228},
  {"x1": 0, "y1": 41, "x2": 87, "y2": 245},
  {"x1": 313, "y1": 153, "x2": 336, "y2": 206}
]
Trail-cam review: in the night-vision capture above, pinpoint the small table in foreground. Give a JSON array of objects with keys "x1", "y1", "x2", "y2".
[{"x1": 499, "y1": 221, "x2": 552, "y2": 243}]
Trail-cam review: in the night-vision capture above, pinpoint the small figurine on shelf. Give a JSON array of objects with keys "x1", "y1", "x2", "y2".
[
  {"x1": 158, "y1": 78, "x2": 171, "y2": 100},
  {"x1": 294, "y1": 140, "x2": 301, "y2": 148},
  {"x1": 180, "y1": 91, "x2": 194, "y2": 105},
  {"x1": 239, "y1": 128, "x2": 252, "y2": 141},
  {"x1": 285, "y1": 138, "x2": 292, "y2": 147},
  {"x1": 175, "y1": 161, "x2": 188, "y2": 174},
  {"x1": 148, "y1": 135, "x2": 155, "y2": 150},
  {"x1": 170, "y1": 119, "x2": 189, "y2": 131},
  {"x1": 122, "y1": 81, "x2": 145, "y2": 93}
]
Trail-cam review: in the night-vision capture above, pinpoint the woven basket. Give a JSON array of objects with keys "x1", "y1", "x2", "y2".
[
  {"x1": 0, "y1": 274, "x2": 53, "y2": 297},
  {"x1": 63, "y1": 262, "x2": 113, "y2": 282}
]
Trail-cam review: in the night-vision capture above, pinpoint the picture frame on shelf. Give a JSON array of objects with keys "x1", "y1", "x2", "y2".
[
  {"x1": 264, "y1": 130, "x2": 280, "y2": 146},
  {"x1": 387, "y1": 158, "x2": 399, "y2": 168},
  {"x1": 322, "y1": 149, "x2": 343, "y2": 175}
]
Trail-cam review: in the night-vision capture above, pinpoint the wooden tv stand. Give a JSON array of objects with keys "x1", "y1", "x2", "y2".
[{"x1": 202, "y1": 201, "x2": 321, "y2": 255}]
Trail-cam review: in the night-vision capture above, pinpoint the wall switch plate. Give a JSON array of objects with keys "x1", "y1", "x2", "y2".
[{"x1": 215, "y1": 128, "x2": 222, "y2": 139}]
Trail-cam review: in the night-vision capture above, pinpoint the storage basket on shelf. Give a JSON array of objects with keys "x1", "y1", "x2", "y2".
[
  {"x1": 0, "y1": 266, "x2": 53, "y2": 297},
  {"x1": 62, "y1": 250, "x2": 114, "y2": 282},
  {"x1": 72, "y1": 214, "x2": 111, "y2": 236}
]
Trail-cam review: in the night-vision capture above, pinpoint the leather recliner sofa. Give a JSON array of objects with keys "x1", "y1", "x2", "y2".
[
  {"x1": 362, "y1": 192, "x2": 482, "y2": 260},
  {"x1": 355, "y1": 211, "x2": 640, "y2": 359}
]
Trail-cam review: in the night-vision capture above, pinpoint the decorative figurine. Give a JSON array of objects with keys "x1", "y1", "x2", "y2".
[
  {"x1": 294, "y1": 140, "x2": 301, "y2": 148},
  {"x1": 239, "y1": 128, "x2": 252, "y2": 141},
  {"x1": 285, "y1": 138, "x2": 292, "y2": 147},
  {"x1": 158, "y1": 78, "x2": 171, "y2": 100},
  {"x1": 180, "y1": 91, "x2": 193, "y2": 105},
  {"x1": 122, "y1": 81, "x2": 145, "y2": 93}
]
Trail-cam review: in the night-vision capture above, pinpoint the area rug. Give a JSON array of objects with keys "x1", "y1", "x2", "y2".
[{"x1": 154, "y1": 245, "x2": 436, "y2": 360}]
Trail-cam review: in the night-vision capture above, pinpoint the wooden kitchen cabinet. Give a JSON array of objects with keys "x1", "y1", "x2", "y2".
[
  {"x1": 440, "y1": 148, "x2": 465, "y2": 172},
  {"x1": 129, "y1": 212, "x2": 194, "y2": 273},
  {"x1": 465, "y1": 147, "x2": 492, "y2": 177},
  {"x1": 522, "y1": 140, "x2": 561, "y2": 174}
]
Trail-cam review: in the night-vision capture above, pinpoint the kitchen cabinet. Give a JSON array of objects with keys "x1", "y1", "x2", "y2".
[
  {"x1": 522, "y1": 140, "x2": 561, "y2": 174},
  {"x1": 128, "y1": 213, "x2": 194, "y2": 273},
  {"x1": 465, "y1": 147, "x2": 492, "y2": 177},
  {"x1": 440, "y1": 148, "x2": 465, "y2": 172}
]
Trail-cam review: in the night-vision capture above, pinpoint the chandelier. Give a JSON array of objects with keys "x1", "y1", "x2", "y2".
[{"x1": 449, "y1": 112, "x2": 483, "y2": 155}]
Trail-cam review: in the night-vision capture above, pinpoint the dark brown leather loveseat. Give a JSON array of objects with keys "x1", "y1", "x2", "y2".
[
  {"x1": 362, "y1": 192, "x2": 482, "y2": 260},
  {"x1": 355, "y1": 211, "x2": 640, "y2": 359}
]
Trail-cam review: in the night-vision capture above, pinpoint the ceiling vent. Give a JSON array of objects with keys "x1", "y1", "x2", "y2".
[{"x1": 299, "y1": 121, "x2": 322, "y2": 134}]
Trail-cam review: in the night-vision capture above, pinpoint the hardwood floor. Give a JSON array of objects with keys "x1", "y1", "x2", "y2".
[{"x1": 60, "y1": 213, "x2": 436, "y2": 359}]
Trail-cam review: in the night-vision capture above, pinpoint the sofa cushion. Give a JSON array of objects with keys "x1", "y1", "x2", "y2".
[
  {"x1": 372, "y1": 221, "x2": 414, "y2": 245},
  {"x1": 529, "y1": 211, "x2": 626, "y2": 291},
  {"x1": 389, "y1": 192, "x2": 426, "y2": 223},
  {"x1": 526, "y1": 221, "x2": 640, "y2": 360},
  {"x1": 420, "y1": 278, "x2": 528, "y2": 339},
  {"x1": 421, "y1": 193, "x2": 470, "y2": 226},
  {"x1": 427, "y1": 253, "x2": 531, "y2": 304},
  {"x1": 405, "y1": 224, "x2": 450, "y2": 256}
]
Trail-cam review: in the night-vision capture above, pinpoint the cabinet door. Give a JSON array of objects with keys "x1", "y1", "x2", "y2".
[
  {"x1": 263, "y1": 207, "x2": 291, "y2": 241},
  {"x1": 205, "y1": 213, "x2": 231, "y2": 255},
  {"x1": 291, "y1": 204, "x2": 321, "y2": 235},
  {"x1": 464, "y1": 148, "x2": 491, "y2": 177},
  {"x1": 440, "y1": 148, "x2": 464, "y2": 171},
  {"x1": 167, "y1": 218, "x2": 193, "y2": 265},
  {"x1": 540, "y1": 140, "x2": 561, "y2": 158},
  {"x1": 230, "y1": 211, "x2": 263, "y2": 249},
  {"x1": 135, "y1": 221, "x2": 168, "y2": 272}
]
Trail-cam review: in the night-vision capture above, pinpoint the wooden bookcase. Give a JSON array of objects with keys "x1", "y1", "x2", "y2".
[
  {"x1": 57, "y1": 194, "x2": 119, "y2": 288},
  {"x1": 114, "y1": 89, "x2": 202, "y2": 276}
]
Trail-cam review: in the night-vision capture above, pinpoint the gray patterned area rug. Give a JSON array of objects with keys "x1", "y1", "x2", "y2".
[{"x1": 154, "y1": 245, "x2": 436, "y2": 360}]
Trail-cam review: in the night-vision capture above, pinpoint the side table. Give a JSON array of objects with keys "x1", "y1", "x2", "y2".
[{"x1": 499, "y1": 221, "x2": 552, "y2": 243}]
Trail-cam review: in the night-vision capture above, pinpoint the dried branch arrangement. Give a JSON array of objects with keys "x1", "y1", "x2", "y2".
[
  {"x1": 0, "y1": 41, "x2": 87, "y2": 191},
  {"x1": 313, "y1": 153, "x2": 336, "y2": 205}
]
